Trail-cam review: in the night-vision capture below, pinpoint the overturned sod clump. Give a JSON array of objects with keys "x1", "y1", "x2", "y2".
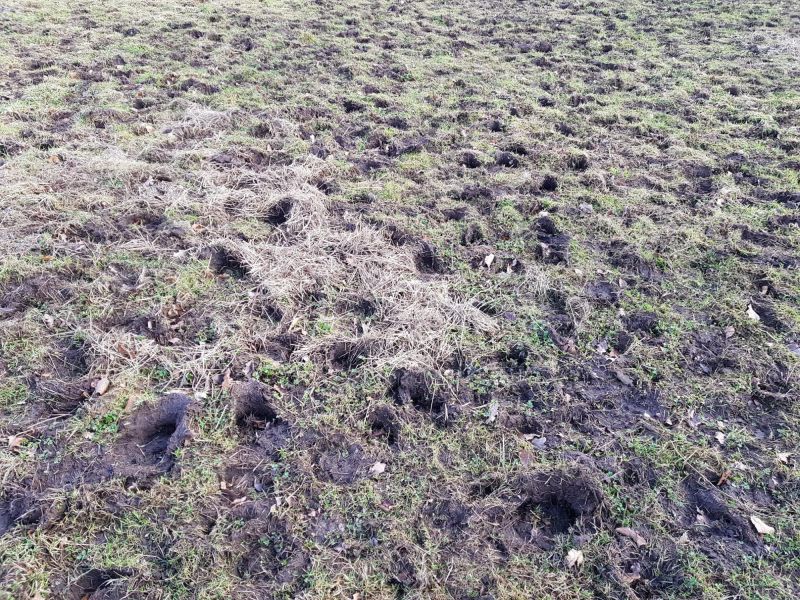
[{"x1": 1, "y1": 0, "x2": 799, "y2": 598}]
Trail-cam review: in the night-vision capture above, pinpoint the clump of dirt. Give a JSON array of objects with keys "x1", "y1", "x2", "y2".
[
  {"x1": 461, "y1": 223, "x2": 484, "y2": 246},
  {"x1": 540, "y1": 174, "x2": 558, "y2": 192},
  {"x1": 625, "y1": 311, "x2": 660, "y2": 336},
  {"x1": 586, "y1": 280, "x2": 621, "y2": 305},
  {"x1": 460, "y1": 151, "x2": 482, "y2": 169},
  {"x1": 607, "y1": 241, "x2": 661, "y2": 282},
  {"x1": 567, "y1": 152, "x2": 590, "y2": 171},
  {"x1": 495, "y1": 151, "x2": 520, "y2": 168},
  {"x1": 502, "y1": 411, "x2": 543, "y2": 436},
  {"x1": 255, "y1": 420, "x2": 293, "y2": 460},
  {"x1": 502, "y1": 342, "x2": 530, "y2": 372},
  {"x1": 33, "y1": 378, "x2": 95, "y2": 412},
  {"x1": 385, "y1": 136, "x2": 428, "y2": 157},
  {"x1": 112, "y1": 393, "x2": 193, "y2": 478},
  {"x1": 514, "y1": 470, "x2": 604, "y2": 546}
]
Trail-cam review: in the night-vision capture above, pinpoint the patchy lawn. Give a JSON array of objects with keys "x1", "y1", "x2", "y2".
[{"x1": 1, "y1": 0, "x2": 799, "y2": 598}]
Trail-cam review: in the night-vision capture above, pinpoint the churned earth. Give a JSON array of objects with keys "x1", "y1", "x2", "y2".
[{"x1": 0, "y1": 0, "x2": 799, "y2": 598}]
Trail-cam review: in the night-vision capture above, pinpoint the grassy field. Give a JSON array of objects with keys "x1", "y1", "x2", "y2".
[{"x1": 0, "y1": 0, "x2": 799, "y2": 598}]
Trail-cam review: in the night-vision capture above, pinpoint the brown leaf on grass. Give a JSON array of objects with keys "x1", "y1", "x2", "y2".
[
  {"x1": 94, "y1": 377, "x2": 111, "y2": 395},
  {"x1": 221, "y1": 368, "x2": 233, "y2": 392},
  {"x1": 750, "y1": 515, "x2": 775, "y2": 536},
  {"x1": 519, "y1": 449, "x2": 535, "y2": 467},
  {"x1": 7, "y1": 435, "x2": 26, "y2": 450},
  {"x1": 615, "y1": 527, "x2": 647, "y2": 547},
  {"x1": 565, "y1": 548, "x2": 584, "y2": 569},
  {"x1": 614, "y1": 369, "x2": 633, "y2": 386},
  {"x1": 486, "y1": 400, "x2": 499, "y2": 423}
]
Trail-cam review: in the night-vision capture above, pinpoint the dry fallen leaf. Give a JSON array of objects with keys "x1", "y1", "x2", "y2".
[
  {"x1": 566, "y1": 548, "x2": 584, "y2": 569},
  {"x1": 531, "y1": 437, "x2": 547, "y2": 450},
  {"x1": 8, "y1": 435, "x2": 26, "y2": 450},
  {"x1": 370, "y1": 462, "x2": 386, "y2": 476},
  {"x1": 486, "y1": 400, "x2": 499, "y2": 423},
  {"x1": 716, "y1": 469, "x2": 732, "y2": 486},
  {"x1": 484, "y1": 254, "x2": 495, "y2": 268},
  {"x1": 724, "y1": 325, "x2": 735, "y2": 338},
  {"x1": 519, "y1": 449, "x2": 535, "y2": 467},
  {"x1": 95, "y1": 377, "x2": 111, "y2": 396},
  {"x1": 615, "y1": 527, "x2": 647, "y2": 547},
  {"x1": 746, "y1": 304, "x2": 760, "y2": 322},
  {"x1": 221, "y1": 368, "x2": 234, "y2": 392},
  {"x1": 777, "y1": 452, "x2": 791, "y2": 464},
  {"x1": 614, "y1": 369, "x2": 634, "y2": 386},
  {"x1": 715, "y1": 431, "x2": 726, "y2": 445},
  {"x1": 750, "y1": 515, "x2": 775, "y2": 536}
]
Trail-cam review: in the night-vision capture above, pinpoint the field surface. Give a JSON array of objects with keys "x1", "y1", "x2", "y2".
[{"x1": 1, "y1": 0, "x2": 799, "y2": 598}]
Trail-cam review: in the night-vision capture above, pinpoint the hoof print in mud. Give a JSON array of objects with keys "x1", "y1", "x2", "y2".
[
  {"x1": 315, "y1": 435, "x2": 370, "y2": 485},
  {"x1": 232, "y1": 381, "x2": 278, "y2": 432},
  {"x1": 425, "y1": 498, "x2": 470, "y2": 533},
  {"x1": 0, "y1": 495, "x2": 40, "y2": 537},
  {"x1": 264, "y1": 197, "x2": 293, "y2": 226},
  {"x1": 115, "y1": 393, "x2": 193, "y2": 476},
  {"x1": 368, "y1": 405, "x2": 400, "y2": 446},
  {"x1": 204, "y1": 246, "x2": 249, "y2": 278},
  {"x1": 34, "y1": 378, "x2": 95, "y2": 412},
  {"x1": 685, "y1": 483, "x2": 760, "y2": 549},
  {"x1": 414, "y1": 240, "x2": 446, "y2": 274},
  {"x1": 390, "y1": 368, "x2": 452, "y2": 425},
  {"x1": 514, "y1": 471, "x2": 603, "y2": 547},
  {"x1": 533, "y1": 216, "x2": 570, "y2": 265},
  {"x1": 230, "y1": 381, "x2": 292, "y2": 458},
  {"x1": 232, "y1": 513, "x2": 308, "y2": 586},
  {"x1": 66, "y1": 568, "x2": 132, "y2": 600},
  {"x1": 328, "y1": 340, "x2": 370, "y2": 370}
]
